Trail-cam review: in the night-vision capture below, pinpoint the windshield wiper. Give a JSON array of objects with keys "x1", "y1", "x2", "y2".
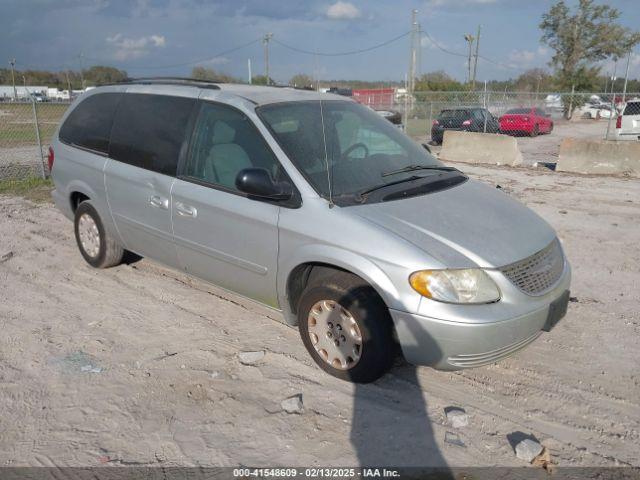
[
  {"x1": 381, "y1": 164, "x2": 459, "y2": 177},
  {"x1": 354, "y1": 175, "x2": 424, "y2": 203}
]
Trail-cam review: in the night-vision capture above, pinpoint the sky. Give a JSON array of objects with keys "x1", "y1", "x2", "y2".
[{"x1": 2, "y1": 0, "x2": 640, "y2": 84}]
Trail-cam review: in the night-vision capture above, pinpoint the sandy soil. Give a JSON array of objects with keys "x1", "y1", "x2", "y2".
[{"x1": 0, "y1": 164, "x2": 638, "y2": 469}]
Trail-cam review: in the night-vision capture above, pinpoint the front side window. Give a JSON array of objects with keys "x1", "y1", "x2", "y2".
[
  {"x1": 109, "y1": 93, "x2": 195, "y2": 176},
  {"x1": 59, "y1": 92, "x2": 122, "y2": 153},
  {"x1": 258, "y1": 100, "x2": 452, "y2": 203},
  {"x1": 182, "y1": 102, "x2": 283, "y2": 192}
]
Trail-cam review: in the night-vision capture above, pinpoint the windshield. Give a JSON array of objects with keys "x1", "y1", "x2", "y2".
[
  {"x1": 505, "y1": 108, "x2": 531, "y2": 114},
  {"x1": 257, "y1": 100, "x2": 444, "y2": 200}
]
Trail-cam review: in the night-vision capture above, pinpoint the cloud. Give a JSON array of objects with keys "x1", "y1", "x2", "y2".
[
  {"x1": 326, "y1": 1, "x2": 361, "y2": 20},
  {"x1": 427, "y1": 0, "x2": 498, "y2": 6},
  {"x1": 508, "y1": 46, "x2": 550, "y2": 67},
  {"x1": 106, "y1": 33, "x2": 166, "y2": 60}
]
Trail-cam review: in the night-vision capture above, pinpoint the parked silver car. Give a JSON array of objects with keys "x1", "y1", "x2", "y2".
[{"x1": 50, "y1": 79, "x2": 571, "y2": 383}]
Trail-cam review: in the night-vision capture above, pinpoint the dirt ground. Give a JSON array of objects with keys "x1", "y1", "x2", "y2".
[{"x1": 0, "y1": 164, "x2": 638, "y2": 469}]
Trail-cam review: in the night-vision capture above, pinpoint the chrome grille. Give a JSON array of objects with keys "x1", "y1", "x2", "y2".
[{"x1": 499, "y1": 239, "x2": 564, "y2": 296}]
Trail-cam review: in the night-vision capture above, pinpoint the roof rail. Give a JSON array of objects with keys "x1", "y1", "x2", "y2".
[{"x1": 118, "y1": 77, "x2": 221, "y2": 90}]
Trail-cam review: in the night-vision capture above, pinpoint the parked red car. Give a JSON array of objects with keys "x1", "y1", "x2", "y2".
[{"x1": 499, "y1": 107, "x2": 554, "y2": 137}]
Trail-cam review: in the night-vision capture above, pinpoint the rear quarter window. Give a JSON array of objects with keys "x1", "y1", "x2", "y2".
[
  {"x1": 58, "y1": 92, "x2": 123, "y2": 153},
  {"x1": 109, "y1": 93, "x2": 196, "y2": 176},
  {"x1": 439, "y1": 110, "x2": 470, "y2": 119},
  {"x1": 623, "y1": 102, "x2": 640, "y2": 116}
]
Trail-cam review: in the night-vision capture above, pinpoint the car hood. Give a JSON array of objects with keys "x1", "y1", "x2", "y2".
[{"x1": 351, "y1": 178, "x2": 556, "y2": 269}]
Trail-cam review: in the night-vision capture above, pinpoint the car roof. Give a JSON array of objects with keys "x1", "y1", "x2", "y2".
[
  {"x1": 98, "y1": 78, "x2": 350, "y2": 106},
  {"x1": 441, "y1": 106, "x2": 486, "y2": 111},
  {"x1": 217, "y1": 84, "x2": 348, "y2": 105}
]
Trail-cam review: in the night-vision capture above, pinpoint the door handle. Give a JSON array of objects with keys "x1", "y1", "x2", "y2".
[
  {"x1": 175, "y1": 202, "x2": 197, "y2": 218},
  {"x1": 149, "y1": 195, "x2": 169, "y2": 210}
]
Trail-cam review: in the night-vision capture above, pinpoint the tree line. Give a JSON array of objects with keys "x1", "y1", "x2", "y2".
[{"x1": 2, "y1": 0, "x2": 638, "y2": 112}]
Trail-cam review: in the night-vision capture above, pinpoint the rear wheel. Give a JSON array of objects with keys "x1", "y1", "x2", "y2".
[
  {"x1": 297, "y1": 271, "x2": 395, "y2": 383},
  {"x1": 74, "y1": 201, "x2": 124, "y2": 268}
]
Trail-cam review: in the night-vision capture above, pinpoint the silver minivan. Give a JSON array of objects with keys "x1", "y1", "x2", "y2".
[{"x1": 50, "y1": 79, "x2": 571, "y2": 383}]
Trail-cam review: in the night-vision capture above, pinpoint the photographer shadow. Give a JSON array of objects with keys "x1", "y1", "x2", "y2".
[{"x1": 343, "y1": 290, "x2": 453, "y2": 477}]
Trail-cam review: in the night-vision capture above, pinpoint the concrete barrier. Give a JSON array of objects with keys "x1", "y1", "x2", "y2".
[
  {"x1": 439, "y1": 130, "x2": 523, "y2": 166},
  {"x1": 556, "y1": 138, "x2": 640, "y2": 177}
]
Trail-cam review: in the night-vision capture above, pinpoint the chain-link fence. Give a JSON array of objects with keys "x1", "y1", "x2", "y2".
[
  {"x1": 1, "y1": 89, "x2": 638, "y2": 180},
  {"x1": 0, "y1": 100, "x2": 71, "y2": 180},
  {"x1": 355, "y1": 89, "x2": 639, "y2": 143}
]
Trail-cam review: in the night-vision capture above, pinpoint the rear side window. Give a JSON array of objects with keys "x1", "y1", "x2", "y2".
[
  {"x1": 439, "y1": 110, "x2": 470, "y2": 119},
  {"x1": 506, "y1": 108, "x2": 531, "y2": 114},
  {"x1": 59, "y1": 93, "x2": 122, "y2": 153},
  {"x1": 623, "y1": 102, "x2": 640, "y2": 116},
  {"x1": 109, "y1": 93, "x2": 195, "y2": 176}
]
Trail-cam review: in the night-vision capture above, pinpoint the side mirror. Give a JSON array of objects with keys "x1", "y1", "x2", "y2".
[
  {"x1": 422, "y1": 143, "x2": 432, "y2": 153},
  {"x1": 235, "y1": 168, "x2": 293, "y2": 201}
]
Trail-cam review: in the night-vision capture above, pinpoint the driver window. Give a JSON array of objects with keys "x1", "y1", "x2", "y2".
[
  {"x1": 334, "y1": 111, "x2": 404, "y2": 158},
  {"x1": 183, "y1": 102, "x2": 282, "y2": 191}
]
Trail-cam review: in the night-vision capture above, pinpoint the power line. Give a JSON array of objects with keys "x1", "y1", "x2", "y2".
[
  {"x1": 421, "y1": 29, "x2": 467, "y2": 58},
  {"x1": 272, "y1": 31, "x2": 411, "y2": 57},
  {"x1": 477, "y1": 54, "x2": 522, "y2": 71},
  {"x1": 422, "y1": 28, "x2": 524, "y2": 73}
]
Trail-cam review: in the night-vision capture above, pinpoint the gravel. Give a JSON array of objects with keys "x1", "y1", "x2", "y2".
[
  {"x1": 238, "y1": 350, "x2": 266, "y2": 365},
  {"x1": 281, "y1": 394, "x2": 304, "y2": 414},
  {"x1": 444, "y1": 407, "x2": 469, "y2": 429},
  {"x1": 515, "y1": 438, "x2": 544, "y2": 463}
]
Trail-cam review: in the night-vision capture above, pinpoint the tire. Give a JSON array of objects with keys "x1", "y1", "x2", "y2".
[
  {"x1": 530, "y1": 125, "x2": 539, "y2": 137},
  {"x1": 74, "y1": 200, "x2": 124, "y2": 268},
  {"x1": 297, "y1": 271, "x2": 396, "y2": 383}
]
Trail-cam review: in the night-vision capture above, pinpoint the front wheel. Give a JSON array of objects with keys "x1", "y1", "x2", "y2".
[{"x1": 297, "y1": 271, "x2": 395, "y2": 383}]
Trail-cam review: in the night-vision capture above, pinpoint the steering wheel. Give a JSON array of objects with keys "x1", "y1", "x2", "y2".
[{"x1": 341, "y1": 142, "x2": 369, "y2": 160}]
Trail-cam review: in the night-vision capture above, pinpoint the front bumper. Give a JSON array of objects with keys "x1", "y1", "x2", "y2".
[{"x1": 389, "y1": 275, "x2": 571, "y2": 371}]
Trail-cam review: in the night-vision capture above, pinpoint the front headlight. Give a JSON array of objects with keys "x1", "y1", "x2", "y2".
[{"x1": 409, "y1": 269, "x2": 500, "y2": 304}]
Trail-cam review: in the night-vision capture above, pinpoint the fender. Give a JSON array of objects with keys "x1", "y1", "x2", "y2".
[
  {"x1": 64, "y1": 174, "x2": 120, "y2": 241},
  {"x1": 277, "y1": 243, "x2": 421, "y2": 326}
]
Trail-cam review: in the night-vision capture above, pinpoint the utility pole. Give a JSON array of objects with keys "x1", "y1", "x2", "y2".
[
  {"x1": 65, "y1": 70, "x2": 72, "y2": 97},
  {"x1": 605, "y1": 61, "x2": 618, "y2": 140},
  {"x1": 464, "y1": 34, "x2": 475, "y2": 85},
  {"x1": 247, "y1": 58, "x2": 252, "y2": 84},
  {"x1": 263, "y1": 33, "x2": 273, "y2": 85},
  {"x1": 9, "y1": 58, "x2": 17, "y2": 100},
  {"x1": 471, "y1": 25, "x2": 481, "y2": 91},
  {"x1": 622, "y1": 49, "x2": 631, "y2": 103},
  {"x1": 408, "y1": 9, "x2": 418, "y2": 95},
  {"x1": 78, "y1": 53, "x2": 85, "y2": 90},
  {"x1": 610, "y1": 62, "x2": 617, "y2": 95},
  {"x1": 416, "y1": 22, "x2": 422, "y2": 84}
]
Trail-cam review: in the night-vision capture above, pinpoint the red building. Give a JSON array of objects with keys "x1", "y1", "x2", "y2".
[{"x1": 352, "y1": 88, "x2": 395, "y2": 109}]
